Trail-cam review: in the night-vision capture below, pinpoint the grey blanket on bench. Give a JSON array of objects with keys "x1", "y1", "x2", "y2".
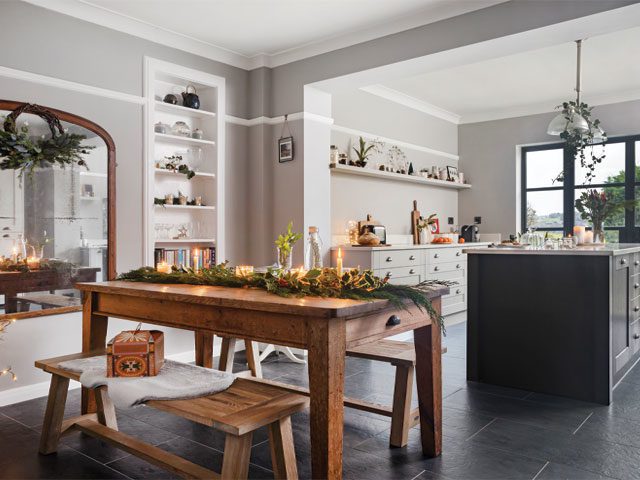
[{"x1": 58, "y1": 356, "x2": 236, "y2": 408}]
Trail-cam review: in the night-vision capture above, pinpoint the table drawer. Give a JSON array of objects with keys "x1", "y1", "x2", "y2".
[
  {"x1": 373, "y1": 250, "x2": 422, "y2": 269},
  {"x1": 428, "y1": 261, "x2": 465, "y2": 275},
  {"x1": 374, "y1": 266, "x2": 422, "y2": 281},
  {"x1": 427, "y1": 248, "x2": 465, "y2": 264}
]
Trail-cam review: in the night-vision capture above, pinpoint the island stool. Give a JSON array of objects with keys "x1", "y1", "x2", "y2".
[{"x1": 35, "y1": 352, "x2": 309, "y2": 480}]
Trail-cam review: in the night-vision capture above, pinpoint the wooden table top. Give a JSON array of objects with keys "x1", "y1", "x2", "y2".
[{"x1": 76, "y1": 281, "x2": 448, "y2": 318}]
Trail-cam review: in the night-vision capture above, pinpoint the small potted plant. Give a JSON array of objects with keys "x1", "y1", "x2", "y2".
[
  {"x1": 417, "y1": 214, "x2": 438, "y2": 244},
  {"x1": 275, "y1": 221, "x2": 303, "y2": 270},
  {"x1": 352, "y1": 137, "x2": 375, "y2": 168},
  {"x1": 575, "y1": 189, "x2": 638, "y2": 244}
]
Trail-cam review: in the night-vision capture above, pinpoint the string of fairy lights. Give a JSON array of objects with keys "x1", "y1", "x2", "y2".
[{"x1": 0, "y1": 319, "x2": 17, "y2": 382}]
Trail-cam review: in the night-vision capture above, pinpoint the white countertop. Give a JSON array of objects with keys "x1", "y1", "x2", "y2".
[
  {"x1": 331, "y1": 242, "x2": 490, "y2": 251},
  {"x1": 464, "y1": 243, "x2": 640, "y2": 256}
]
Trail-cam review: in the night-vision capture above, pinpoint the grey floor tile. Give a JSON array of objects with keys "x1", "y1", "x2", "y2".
[
  {"x1": 534, "y1": 461, "x2": 619, "y2": 480},
  {"x1": 575, "y1": 411, "x2": 640, "y2": 449}
]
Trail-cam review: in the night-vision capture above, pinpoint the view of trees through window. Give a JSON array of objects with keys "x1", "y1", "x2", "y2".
[{"x1": 522, "y1": 137, "x2": 640, "y2": 243}]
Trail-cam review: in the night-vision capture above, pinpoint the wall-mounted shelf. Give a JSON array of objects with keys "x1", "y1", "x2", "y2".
[
  {"x1": 155, "y1": 204, "x2": 216, "y2": 211},
  {"x1": 330, "y1": 164, "x2": 471, "y2": 189},
  {"x1": 155, "y1": 132, "x2": 216, "y2": 146},
  {"x1": 154, "y1": 168, "x2": 216, "y2": 179},
  {"x1": 154, "y1": 101, "x2": 217, "y2": 119}
]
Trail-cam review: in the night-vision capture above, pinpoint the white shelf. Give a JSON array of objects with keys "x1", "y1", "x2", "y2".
[
  {"x1": 330, "y1": 164, "x2": 471, "y2": 189},
  {"x1": 79, "y1": 171, "x2": 107, "y2": 178},
  {"x1": 154, "y1": 101, "x2": 217, "y2": 119},
  {"x1": 155, "y1": 238, "x2": 216, "y2": 244},
  {"x1": 155, "y1": 204, "x2": 216, "y2": 211},
  {"x1": 155, "y1": 133, "x2": 216, "y2": 146},
  {"x1": 80, "y1": 196, "x2": 101, "y2": 201},
  {"x1": 154, "y1": 168, "x2": 216, "y2": 178}
]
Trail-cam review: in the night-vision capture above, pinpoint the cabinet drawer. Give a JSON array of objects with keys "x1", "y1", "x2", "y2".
[
  {"x1": 427, "y1": 248, "x2": 465, "y2": 264},
  {"x1": 428, "y1": 261, "x2": 465, "y2": 275},
  {"x1": 447, "y1": 285, "x2": 467, "y2": 297},
  {"x1": 425, "y1": 269, "x2": 465, "y2": 283},
  {"x1": 374, "y1": 266, "x2": 422, "y2": 280},
  {"x1": 632, "y1": 275, "x2": 640, "y2": 300},
  {"x1": 616, "y1": 255, "x2": 631, "y2": 270},
  {"x1": 442, "y1": 293, "x2": 466, "y2": 316},
  {"x1": 373, "y1": 250, "x2": 422, "y2": 269}
]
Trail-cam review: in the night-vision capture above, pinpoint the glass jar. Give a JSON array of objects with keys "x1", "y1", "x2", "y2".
[
  {"x1": 277, "y1": 247, "x2": 293, "y2": 270},
  {"x1": 329, "y1": 145, "x2": 339, "y2": 167},
  {"x1": 304, "y1": 226, "x2": 323, "y2": 270},
  {"x1": 171, "y1": 121, "x2": 191, "y2": 137}
]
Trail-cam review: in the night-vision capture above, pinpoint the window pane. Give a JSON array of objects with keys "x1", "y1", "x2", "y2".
[
  {"x1": 575, "y1": 187, "x2": 625, "y2": 228},
  {"x1": 526, "y1": 190, "x2": 563, "y2": 229},
  {"x1": 526, "y1": 149, "x2": 563, "y2": 188},
  {"x1": 605, "y1": 230, "x2": 620, "y2": 243},
  {"x1": 575, "y1": 142, "x2": 625, "y2": 185}
]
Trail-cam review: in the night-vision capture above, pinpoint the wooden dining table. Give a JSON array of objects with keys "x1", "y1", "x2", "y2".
[{"x1": 76, "y1": 281, "x2": 447, "y2": 480}]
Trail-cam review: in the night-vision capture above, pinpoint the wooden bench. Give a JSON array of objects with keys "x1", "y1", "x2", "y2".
[
  {"x1": 35, "y1": 352, "x2": 309, "y2": 479},
  {"x1": 219, "y1": 337, "x2": 444, "y2": 448}
]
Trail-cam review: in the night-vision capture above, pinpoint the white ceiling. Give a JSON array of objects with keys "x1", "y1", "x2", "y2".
[
  {"x1": 377, "y1": 26, "x2": 640, "y2": 124},
  {"x1": 26, "y1": 0, "x2": 504, "y2": 68}
]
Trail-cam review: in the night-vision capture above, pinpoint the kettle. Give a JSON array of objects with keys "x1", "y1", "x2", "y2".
[{"x1": 181, "y1": 84, "x2": 200, "y2": 109}]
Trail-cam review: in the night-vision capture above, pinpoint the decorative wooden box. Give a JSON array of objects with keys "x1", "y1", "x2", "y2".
[{"x1": 107, "y1": 328, "x2": 165, "y2": 377}]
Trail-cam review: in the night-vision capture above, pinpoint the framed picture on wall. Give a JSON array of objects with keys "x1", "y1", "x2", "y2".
[
  {"x1": 278, "y1": 136, "x2": 294, "y2": 163},
  {"x1": 446, "y1": 165, "x2": 459, "y2": 182}
]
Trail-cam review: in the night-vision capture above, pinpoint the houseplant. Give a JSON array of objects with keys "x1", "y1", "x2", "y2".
[
  {"x1": 352, "y1": 136, "x2": 375, "y2": 168},
  {"x1": 275, "y1": 221, "x2": 303, "y2": 270},
  {"x1": 575, "y1": 189, "x2": 638, "y2": 243}
]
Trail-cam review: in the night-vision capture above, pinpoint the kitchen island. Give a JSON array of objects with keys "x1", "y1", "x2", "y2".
[{"x1": 466, "y1": 244, "x2": 640, "y2": 404}]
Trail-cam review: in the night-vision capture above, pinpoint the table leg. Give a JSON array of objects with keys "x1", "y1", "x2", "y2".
[
  {"x1": 194, "y1": 331, "x2": 214, "y2": 368},
  {"x1": 4, "y1": 290, "x2": 18, "y2": 313},
  {"x1": 81, "y1": 292, "x2": 108, "y2": 414},
  {"x1": 307, "y1": 318, "x2": 346, "y2": 480},
  {"x1": 413, "y1": 302, "x2": 443, "y2": 457}
]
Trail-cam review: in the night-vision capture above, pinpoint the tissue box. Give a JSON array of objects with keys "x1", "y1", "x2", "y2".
[{"x1": 107, "y1": 328, "x2": 164, "y2": 377}]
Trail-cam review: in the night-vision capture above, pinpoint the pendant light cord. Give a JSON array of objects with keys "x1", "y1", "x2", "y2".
[{"x1": 575, "y1": 39, "x2": 582, "y2": 105}]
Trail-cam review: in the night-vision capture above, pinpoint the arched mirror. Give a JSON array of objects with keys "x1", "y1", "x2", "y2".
[{"x1": 0, "y1": 101, "x2": 115, "y2": 319}]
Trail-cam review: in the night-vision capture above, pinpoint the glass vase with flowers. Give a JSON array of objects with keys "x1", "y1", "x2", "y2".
[{"x1": 575, "y1": 189, "x2": 638, "y2": 244}]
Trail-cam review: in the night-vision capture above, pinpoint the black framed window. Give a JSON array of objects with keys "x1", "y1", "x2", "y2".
[{"x1": 521, "y1": 135, "x2": 640, "y2": 242}]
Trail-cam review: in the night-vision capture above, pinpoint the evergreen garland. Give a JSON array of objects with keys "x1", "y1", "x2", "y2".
[{"x1": 118, "y1": 265, "x2": 454, "y2": 333}]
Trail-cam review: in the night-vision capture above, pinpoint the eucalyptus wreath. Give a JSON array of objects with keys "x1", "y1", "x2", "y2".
[
  {"x1": 554, "y1": 101, "x2": 606, "y2": 184},
  {"x1": 118, "y1": 264, "x2": 454, "y2": 334},
  {"x1": 0, "y1": 104, "x2": 94, "y2": 178}
]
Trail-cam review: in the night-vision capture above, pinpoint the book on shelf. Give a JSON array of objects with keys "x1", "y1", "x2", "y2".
[{"x1": 154, "y1": 247, "x2": 216, "y2": 270}]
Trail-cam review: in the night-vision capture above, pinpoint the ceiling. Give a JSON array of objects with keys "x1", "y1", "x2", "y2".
[
  {"x1": 376, "y1": 26, "x2": 640, "y2": 124},
  {"x1": 26, "y1": 0, "x2": 504, "y2": 68}
]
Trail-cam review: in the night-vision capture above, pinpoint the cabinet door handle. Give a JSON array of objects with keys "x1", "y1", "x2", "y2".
[
  {"x1": 634, "y1": 306, "x2": 639, "y2": 312},
  {"x1": 635, "y1": 333, "x2": 640, "y2": 340},
  {"x1": 456, "y1": 289, "x2": 461, "y2": 294},
  {"x1": 635, "y1": 283, "x2": 639, "y2": 289},
  {"x1": 456, "y1": 264, "x2": 461, "y2": 269},
  {"x1": 386, "y1": 272, "x2": 393, "y2": 277},
  {"x1": 386, "y1": 256, "x2": 393, "y2": 262},
  {"x1": 635, "y1": 261, "x2": 639, "y2": 266},
  {"x1": 409, "y1": 269, "x2": 416, "y2": 274},
  {"x1": 409, "y1": 255, "x2": 416, "y2": 260},
  {"x1": 456, "y1": 251, "x2": 461, "y2": 256},
  {"x1": 621, "y1": 258, "x2": 628, "y2": 265},
  {"x1": 434, "y1": 266, "x2": 439, "y2": 271},
  {"x1": 434, "y1": 253, "x2": 439, "y2": 258},
  {"x1": 386, "y1": 315, "x2": 401, "y2": 327}
]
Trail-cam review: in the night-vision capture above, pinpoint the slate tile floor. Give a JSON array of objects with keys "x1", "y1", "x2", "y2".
[{"x1": 2, "y1": 322, "x2": 640, "y2": 479}]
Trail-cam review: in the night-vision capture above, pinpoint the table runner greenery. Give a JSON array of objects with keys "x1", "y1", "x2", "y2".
[{"x1": 118, "y1": 265, "x2": 453, "y2": 333}]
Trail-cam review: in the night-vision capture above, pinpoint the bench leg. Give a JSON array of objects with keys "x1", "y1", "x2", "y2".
[
  {"x1": 245, "y1": 341, "x2": 263, "y2": 378},
  {"x1": 221, "y1": 432, "x2": 253, "y2": 480},
  {"x1": 95, "y1": 385, "x2": 118, "y2": 430},
  {"x1": 39, "y1": 374, "x2": 70, "y2": 454},
  {"x1": 390, "y1": 364, "x2": 414, "y2": 448},
  {"x1": 269, "y1": 416, "x2": 298, "y2": 480},
  {"x1": 219, "y1": 337, "x2": 237, "y2": 373}
]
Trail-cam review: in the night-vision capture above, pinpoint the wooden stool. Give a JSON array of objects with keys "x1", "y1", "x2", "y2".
[
  {"x1": 347, "y1": 339, "x2": 446, "y2": 448},
  {"x1": 35, "y1": 352, "x2": 308, "y2": 479}
]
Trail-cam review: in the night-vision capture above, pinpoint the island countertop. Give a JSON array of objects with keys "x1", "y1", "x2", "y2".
[
  {"x1": 332, "y1": 242, "x2": 490, "y2": 251},
  {"x1": 464, "y1": 243, "x2": 640, "y2": 256}
]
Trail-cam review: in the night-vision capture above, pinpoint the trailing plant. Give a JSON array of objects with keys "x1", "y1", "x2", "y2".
[
  {"x1": 0, "y1": 104, "x2": 94, "y2": 178},
  {"x1": 161, "y1": 155, "x2": 195, "y2": 179},
  {"x1": 553, "y1": 101, "x2": 606, "y2": 184},
  {"x1": 275, "y1": 221, "x2": 302, "y2": 265},
  {"x1": 352, "y1": 136, "x2": 375, "y2": 167},
  {"x1": 118, "y1": 264, "x2": 455, "y2": 334}
]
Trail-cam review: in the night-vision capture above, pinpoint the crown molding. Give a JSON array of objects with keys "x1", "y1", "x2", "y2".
[
  {"x1": 360, "y1": 85, "x2": 461, "y2": 124},
  {"x1": 459, "y1": 88, "x2": 640, "y2": 124},
  {"x1": 23, "y1": 0, "x2": 253, "y2": 70}
]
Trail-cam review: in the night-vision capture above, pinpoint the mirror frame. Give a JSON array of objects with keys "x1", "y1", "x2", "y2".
[{"x1": 0, "y1": 100, "x2": 116, "y2": 319}]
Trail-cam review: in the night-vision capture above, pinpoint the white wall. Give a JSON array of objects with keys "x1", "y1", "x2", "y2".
[
  {"x1": 330, "y1": 89, "x2": 459, "y2": 241},
  {"x1": 458, "y1": 99, "x2": 640, "y2": 238}
]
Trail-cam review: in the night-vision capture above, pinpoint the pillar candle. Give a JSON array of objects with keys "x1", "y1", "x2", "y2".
[
  {"x1": 583, "y1": 231, "x2": 594, "y2": 244},
  {"x1": 157, "y1": 261, "x2": 171, "y2": 274},
  {"x1": 336, "y1": 248, "x2": 343, "y2": 276},
  {"x1": 573, "y1": 226, "x2": 585, "y2": 244}
]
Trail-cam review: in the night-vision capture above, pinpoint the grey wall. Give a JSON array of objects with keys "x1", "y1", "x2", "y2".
[{"x1": 458, "y1": 100, "x2": 640, "y2": 237}]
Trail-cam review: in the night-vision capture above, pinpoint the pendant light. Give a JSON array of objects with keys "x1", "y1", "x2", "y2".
[{"x1": 547, "y1": 40, "x2": 603, "y2": 138}]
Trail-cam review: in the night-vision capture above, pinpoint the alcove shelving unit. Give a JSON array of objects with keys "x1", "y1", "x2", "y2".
[{"x1": 143, "y1": 58, "x2": 226, "y2": 267}]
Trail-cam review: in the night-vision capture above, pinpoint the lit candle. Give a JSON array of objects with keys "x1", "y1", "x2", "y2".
[
  {"x1": 573, "y1": 226, "x2": 585, "y2": 244},
  {"x1": 336, "y1": 248, "x2": 343, "y2": 276},
  {"x1": 26, "y1": 257, "x2": 40, "y2": 270},
  {"x1": 10, "y1": 247, "x2": 17, "y2": 263},
  {"x1": 292, "y1": 266, "x2": 307, "y2": 277},
  {"x1": 583, "y1": 231, "x2": 594, "y2": 244},
  {"x1": 235, "y1": 265, "x2": 254, "y2": 277},
  {"x1": 156, "y1": 261, "x2": 171, "y2": 274},
  {"x1": 193, "y1": 249, "x2": 199, "y2": 272}
]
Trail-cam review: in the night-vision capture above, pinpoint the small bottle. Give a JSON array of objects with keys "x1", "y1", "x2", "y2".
[
  {"x1": 304, "y1": 226, "x2": 324, "y2": 270},
  {"x1": 329, "y1": 145, "x2": 339, "y2": 167},
  {"x1": 17, "y1": 234, "x2": 27, "y2": 259}
]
